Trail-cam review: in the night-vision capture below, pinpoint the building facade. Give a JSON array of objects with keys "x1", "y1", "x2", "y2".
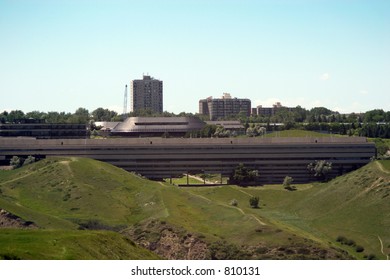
[
  {"x1": 110, "y1": 117, "x2": 206, "y2": 137},
  {"x1": 199, "y1": 93, "x2": 251, "y2": 120},
  {"x1": 130, "y1": 75, "x2": 163, "y2": 114},
  {"x1": 0, "y1": 137, "x2": 375, "y2": 184},
  {"x1": 0, "y1": 119, "x2": 86, "y2": 139}
]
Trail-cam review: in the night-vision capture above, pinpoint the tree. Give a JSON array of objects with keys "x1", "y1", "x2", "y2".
[
  {"x1": 92, "y1": 108, "x2": 118, "y2": 121},
  {"x1": 249, "y1": 196, "x2": 260, "y2": 208},
  {"x1": 283, "y1": 176, "x2": 296, "y2": 190},
  {"x1": 200, "y1": 124, "x2": 217, "y2": 138},
  {"x1": 307, "y1": 160, "x2": 332, "y2": 181},
  {"x1": 10, "y1": 156, "x2": 22, "y2": 169},
  {"x1": 69, "y1": 108, "x2": 90, "y2": 123},
  {"x1": 229, "y1": 163, "x2": 259, "y2": 185},
  {"x1": 23, "y1": 155, "x2": 36, "y2": 166},
  {"x1": 214, "y1": 125, "x2": 231, "y2": 138},
  {"x1": 7, "y1": 110, "x2": 25, "y2": 123},
  {"x1": 246, "y1": 124, "x2": 266, "y2": 137}
]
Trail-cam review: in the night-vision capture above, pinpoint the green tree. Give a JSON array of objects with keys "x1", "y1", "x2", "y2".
[
  {"x1": 23, "y1": 155, "x2": 36, "y2": 166},
  {"x1": 249, "y1": 196, "x2": 260, "y2": 208},
  {"x1": 7, "y1": 110, "x2": 25, "y2": 123},
  {"x1": 66, "y1": 107, "x2": 90, "y2": 123},
  {"x1": 10, "y1": 156, "x2": 22, "y2": 169},
  {"x1": 307, "y1": 160, "x2": 332, "y2": 181},
  {"x1": 283, "y1": 176, "x2": 295, "y2": 190},
  {"x1": 230, "y1": 163, "x2": 259, "y2": 185},
  {"x1": 214, "y1": 125, "x2": 231, "y2": 138},
  {"x1": 92, "y1": 108, "x2": 118, "y2": 121}
]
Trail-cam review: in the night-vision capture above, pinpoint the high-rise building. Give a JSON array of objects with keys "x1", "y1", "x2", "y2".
[
  {"x1": 199, "y1": 93, "x2": 251, "y2": 120},
  {"x1": 130, "y1": 75, "x2": 163, "y2": 114}
]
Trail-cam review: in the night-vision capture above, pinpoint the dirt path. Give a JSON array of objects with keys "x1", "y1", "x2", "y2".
[
  {"x1": 377, "y1": 235, "x2": 389, "y2": 260},
  {"x1": 0, "y1": 168, "x2": 43, "y2": 186},
  {"x1": 185, "y1": 189, "x2": 267, "y2": 226}
]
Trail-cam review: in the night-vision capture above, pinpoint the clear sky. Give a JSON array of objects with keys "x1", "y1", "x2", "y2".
[{"x1": 1, "y1": 0, "x2": 389, "y2": 114}]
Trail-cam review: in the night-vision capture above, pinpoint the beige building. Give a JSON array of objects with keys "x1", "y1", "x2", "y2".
[
  {"x1": 199, "y1": 93, "x2": 251, "y2": 120},
  {"x1": 130, "y1": 75, "x2": 163, "y2": 114}
]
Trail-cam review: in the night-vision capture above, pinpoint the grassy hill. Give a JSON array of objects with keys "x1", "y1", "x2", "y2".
[
  {"x1": 0, "y1": 229, "x2": 159, "y2": 260},
  {"x1": 0, "y1": 157, "x2": 389, "y2": 259},
  {"x1": 185, "y1": 160, "x2": 389, "y2": 259}
]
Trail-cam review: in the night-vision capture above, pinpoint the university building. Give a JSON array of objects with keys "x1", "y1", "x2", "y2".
[
  {"x1": 131, "y1": 75, "x2": 163, "y2": 114},
  {"x1": 199, "y1": 93, "x2": 251, "y2": 120},
  {"x1": 0, "y1": 119, "x2": 86, "y2": 139},
  {"x1": 0, "y1": 136, "x2": 375, "y2": 184}
]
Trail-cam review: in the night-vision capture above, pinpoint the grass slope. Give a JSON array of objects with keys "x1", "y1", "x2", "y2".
[
  {"x1": 184, "y1": 161, "x2": 390, "y2": 259},
  {"x1": 0, "y1": 229, "x2": 159, "y2": 260},
  {"x1": 1, "y1": 157, "x2": 389, "y2": 259}
]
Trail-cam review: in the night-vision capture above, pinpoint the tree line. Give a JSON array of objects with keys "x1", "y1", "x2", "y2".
[
  {"x1": 0, "y1": 107, "x2": 203, "y2": 124},
  {"x1": 1, "y1": 107, "x2": 390, "y2": 139}
]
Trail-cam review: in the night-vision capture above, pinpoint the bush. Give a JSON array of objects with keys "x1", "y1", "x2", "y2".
[
  {"x1": 23, "y1": 155, "x2": 36, "y2": 166},
  {"x1": 336, "y1": 236, "x2": 347, "y2": 243},
  {"x1": 345, "y1": 239, "x2": 356, "y2": 247},
  {"x1": 283, "y1": 176, "x2": 293, "y2": 189},
  {"x1": 230, "y1": 199, "x2": 238, "y2": 207},
  {"x1": 10, "y1": 156, "x2": 21, "y2": 169},
  {"x1": 249, "y1": 196, "x2": 259, "y2": 208},
  {"x1": 355, "y1": 245, "x2": 365, "y2": 253}
]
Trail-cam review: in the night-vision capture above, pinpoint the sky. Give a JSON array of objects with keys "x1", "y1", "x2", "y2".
[{"x1": 1, "y1": 0, "x2": 389, "y2": 114}]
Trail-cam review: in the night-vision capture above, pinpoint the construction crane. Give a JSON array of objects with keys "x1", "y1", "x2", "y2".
[{"x1": 123, "y1": 84, "x2": 128, "y2": 116}]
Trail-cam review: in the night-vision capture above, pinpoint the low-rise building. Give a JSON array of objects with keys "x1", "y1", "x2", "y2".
[
  {"x1": 0, "y1": 119, "x2": 87, "y2": 139},
  {"x1": 110, "y1": 117, "x2": 206, "y2": 137}
]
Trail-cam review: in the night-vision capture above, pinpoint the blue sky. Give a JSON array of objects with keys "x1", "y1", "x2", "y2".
[{"x1": 1, "y1": 0, "x2": 389, "y2": 114}]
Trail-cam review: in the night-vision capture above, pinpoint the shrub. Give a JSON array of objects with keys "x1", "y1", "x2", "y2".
[
  {"x1": 336, "y1": 236, "x2": 347, "y2": 243},
  {"x1": 10, "y1": 156, "x2": 21, "y2": 169},
  {"x1": 230, "y1": 199, "x2": 238, "y2": 207},
  {"x1": 283, "y1": 176, "x2": 293, "y2": 189},
  {"x1": 355, "y1": 245, "x2": 365, "y2": 253},
  {"x1": 249, "y1": 196, "x2": 260, "y2": 208},
  {"x1": 23, "y1": 155, "x2": 36, "y2": 166}
]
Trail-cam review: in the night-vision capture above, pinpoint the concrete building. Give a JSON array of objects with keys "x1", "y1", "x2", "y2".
[
  {"x1": 199, "y1": 93, "x2": 251, "y2": 120},
  {"x1": 130, "y1": 75, "x2": 163, "y2": 114},
  {"x1": 110, "y1": 117, "x2": 206, "y2": 137},
  {"x1": 0, "y1": 137, "x2": 375, "y2": 184},
  {"x1": 0, "y1": 119, "x2": 86, "y2": 139}
]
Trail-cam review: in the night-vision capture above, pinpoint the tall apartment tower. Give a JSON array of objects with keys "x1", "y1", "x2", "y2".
[
  {"x1": 199, "y1": 93, "x2": 251, "y2": 120},
  {"x1": 130, "y1": 75, "x2": 163, "y2": 114}
]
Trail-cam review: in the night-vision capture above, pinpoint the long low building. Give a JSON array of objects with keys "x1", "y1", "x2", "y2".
[{"x1": 0, "y1": 137, "x2": 375, "y2": 183}]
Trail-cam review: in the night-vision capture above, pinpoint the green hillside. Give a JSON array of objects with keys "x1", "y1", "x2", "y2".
[
  {"x1": 0, "y1": 157, "x2": 389, "y2": 259},
  {"x1": 0, "y1": 229, "x2": 159, "y2": 260},
  {"x1": 186, "y1": 161, "x2": 389, "y2": 259}
]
